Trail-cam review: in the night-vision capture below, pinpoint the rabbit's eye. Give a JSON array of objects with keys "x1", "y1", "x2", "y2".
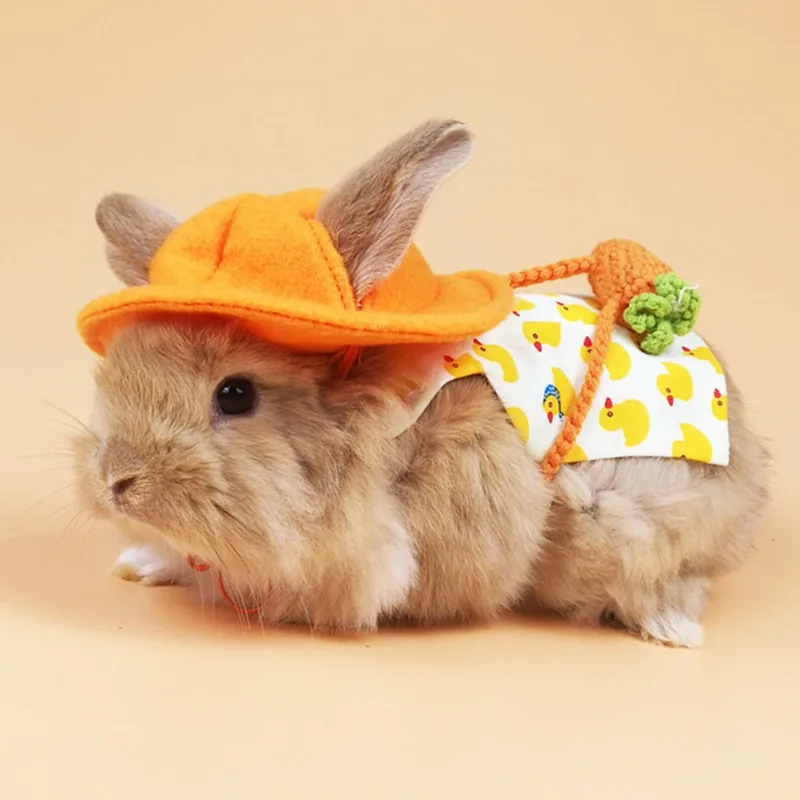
[{"x1": 216, "y1": 377, "x2": 256, "y2": 416}]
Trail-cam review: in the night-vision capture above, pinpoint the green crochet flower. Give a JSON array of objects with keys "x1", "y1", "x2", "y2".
[{"x1": 623, "y1": 274, "x2": 701, "y2": 355}]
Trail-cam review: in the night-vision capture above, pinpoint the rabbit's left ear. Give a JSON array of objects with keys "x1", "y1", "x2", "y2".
[
  {"x1": 94, "y1": 193, "x2": 180, "y2": 286},
  {"x1": 316, "y1": 119, "x2": 474, "y2": 304}
]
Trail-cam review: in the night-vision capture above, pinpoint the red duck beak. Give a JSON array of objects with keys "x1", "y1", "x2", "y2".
[
  {"x1": 534, "y1": 341, "x2": 542, "y2": 352},
  {"x1": 547, "y1": 412, "x2": 553, "y2": 424},
  {"x1": 443, "y1": 355, "x2": 453, "y2": 363},
  {"x1": 667, "y1": 395, "x2": 674, "y2": 406},
  {"x1": 583, "y1": 336, "x2": 592, "y2": 347},
  {"x1": 512, "y1": 310, "x2": 520, "y2": 316},
  {"x1": 604, "y1": 397, "x2": 613, "y2": 409},
  {"x1": 473, "y1": 338, "x2": 482, "y2": 346},
  {"x1": 682, "y1": 346, "x2": 691, "y2": 353},
  {"x1": 714, "y1": 388, "x2": 721, "y2": 398}
]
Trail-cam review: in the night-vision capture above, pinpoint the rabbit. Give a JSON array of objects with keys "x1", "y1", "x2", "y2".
[{"x1": 72, "y1": 119, "x2": 770, "y2": 646}]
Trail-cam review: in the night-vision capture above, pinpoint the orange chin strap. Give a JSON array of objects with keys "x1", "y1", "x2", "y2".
[
  {"x1": 186, "y1": 556, "x2": 261, "y2": 615},
  {"x1": 332, "y1": 344, "x2": 362, "y2": 380}
]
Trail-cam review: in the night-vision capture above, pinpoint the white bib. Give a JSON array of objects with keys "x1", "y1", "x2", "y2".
[{"x1": 395, "y1": 293, "x2": 730, "y2": 466}]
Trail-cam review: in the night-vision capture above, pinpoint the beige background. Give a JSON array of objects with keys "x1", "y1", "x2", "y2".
[{"x1": 1, "y1": 0, "x2": 798, "y2": 797}]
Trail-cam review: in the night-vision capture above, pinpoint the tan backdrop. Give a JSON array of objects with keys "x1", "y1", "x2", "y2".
[{"x1": 1, "y1": 0, "x2": 798, "y2": 797}]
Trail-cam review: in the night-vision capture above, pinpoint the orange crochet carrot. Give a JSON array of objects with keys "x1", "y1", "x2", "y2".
[{"x1": 508, "y1": 239, "x2": 701, "y2": 478}]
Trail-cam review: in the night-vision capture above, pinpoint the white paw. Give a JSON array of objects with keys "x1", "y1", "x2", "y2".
[
  {"x1": 113, "y1": 545, "x2": 189, "y2": 587},
  {"x1": 641, "y1": 609, "x2": 704, "y2": 648}
]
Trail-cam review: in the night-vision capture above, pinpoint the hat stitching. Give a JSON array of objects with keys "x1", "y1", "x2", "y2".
[
  {"x1": 307, "y1": 218, "x2": 354, "y2": 312},
  {"x1": 213, "y1": 203, "x2": 240, "y2": 273}
]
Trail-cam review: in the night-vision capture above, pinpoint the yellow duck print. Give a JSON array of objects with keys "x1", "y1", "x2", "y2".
[
  {"x1": 580, "y1": 335, "x2": 632, "y2": 381},
  {"x1": 656, "y1": 362, "x2": 694, "y2": 406},
  {"x1": 443, "y1": 352, "x2": 483, "y2": 378},
  {"x1": 712, "y1": 388, "x2": 728, "y2": 421},
  {"x1": 506, "y1": 407, "x2": 530, "y2": 443},
  {"x1": 523, "y1": 321, "x2": 561, "y2": 352},
  {"x1": 511, "y1": 296, "x2": 536, "y2": 316},
  {"x1": 564, "y1": 443, "x2": 587, "y2": 463},
  {"x1": 599, "y1": 397, "x2": 650, "y2": 447},
  {"x1": 673, "y1": 423, "x2": 713, "y2": 462},
  {"x1": 472, "y1": 338, "x2": 518, "y2": 382},
  {"x1": 542, "y1": 367, "x2": 576, "y2": 424},
  {"x1": 682, "y1": 345, "x2": 723, "y2": 374},
  {"x1": 555, "y1": 300, "x2": 598, "y2": 325}
]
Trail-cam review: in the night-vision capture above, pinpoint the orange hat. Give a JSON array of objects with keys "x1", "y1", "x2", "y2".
[{"x1": 76, "y1": 188, "x2": 514, "y2": 356}]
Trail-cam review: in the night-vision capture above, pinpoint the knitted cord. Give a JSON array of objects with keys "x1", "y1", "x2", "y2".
[
  {"x1": 538, "y1": 296, "x2": 621, "y2": 479},
  {"x1": 508, "y1": 256, "x2": 594, "y2": 289},
  {"x1": 507, "y1": 253, "x2": 613, "y2": 478}
]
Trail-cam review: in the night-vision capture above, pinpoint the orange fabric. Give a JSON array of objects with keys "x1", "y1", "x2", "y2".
[
  {"x1": 509, "y1": 239, "x2": 676, "y2": 478},
  {"x1": 76, "y1": 189, "x2": 514, "y2": 355}
]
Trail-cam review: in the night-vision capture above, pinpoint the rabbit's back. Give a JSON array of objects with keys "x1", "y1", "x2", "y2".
[
  {"x1": 532, "y1": 366, "x2": 769, "y2": 645},
  {"x1": 393, "y1": 363, "x2": 768, "y2": 645}
]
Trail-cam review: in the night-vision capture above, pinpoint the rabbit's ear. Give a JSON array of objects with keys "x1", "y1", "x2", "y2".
[
  {"x1": 316, "y1": 119, "x2": 474, "y2": 303},
  {"x1": 94, "y1": 193, "x2": 180, "y2": 286}
]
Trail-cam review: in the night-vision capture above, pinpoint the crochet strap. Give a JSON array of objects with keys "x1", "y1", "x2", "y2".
[
  {"x1": 508, "y1": 253, "x2": 613, "y2": 480},
  {"x1": 508, "y1": 256, "x2": 594, "y2": 289},
  {"x1": 540, "y1": 296, "x2": 620, "y2": 478}
]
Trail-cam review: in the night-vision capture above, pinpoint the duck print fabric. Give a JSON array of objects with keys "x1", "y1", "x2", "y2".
[{"x1": 399, "y1": 293, "x2": 730, "y2": 467}]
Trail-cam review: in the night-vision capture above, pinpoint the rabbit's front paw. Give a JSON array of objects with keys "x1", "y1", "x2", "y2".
[{"x1": 113, "y1": 545, "x2": 190, "y2": 587}]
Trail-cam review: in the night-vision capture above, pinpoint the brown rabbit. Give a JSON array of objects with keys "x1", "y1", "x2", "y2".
[{"x1": 72, "y1": 120, "x2": 770, "y2": 646}]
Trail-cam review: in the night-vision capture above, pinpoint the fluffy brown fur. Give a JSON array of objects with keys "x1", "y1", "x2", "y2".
[
  {"x1": 530, "y1": 359, "x2": 770, "y2": 646},
  {"x1": 73, "y1": 320, "x2": 551, "y2": 630},
  {"x1": 73, "y1": 119, "x2": 771, "y2": 646}
]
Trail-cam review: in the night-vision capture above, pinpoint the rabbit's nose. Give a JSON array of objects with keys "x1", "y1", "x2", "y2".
[{"x1": 111, "y1": 475, "x2": 137, "y2": 498}]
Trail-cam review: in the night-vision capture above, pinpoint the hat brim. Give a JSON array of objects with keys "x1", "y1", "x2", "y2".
[{"x1": 77, "y1": 270, "x2": 514, "y2": 355}]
